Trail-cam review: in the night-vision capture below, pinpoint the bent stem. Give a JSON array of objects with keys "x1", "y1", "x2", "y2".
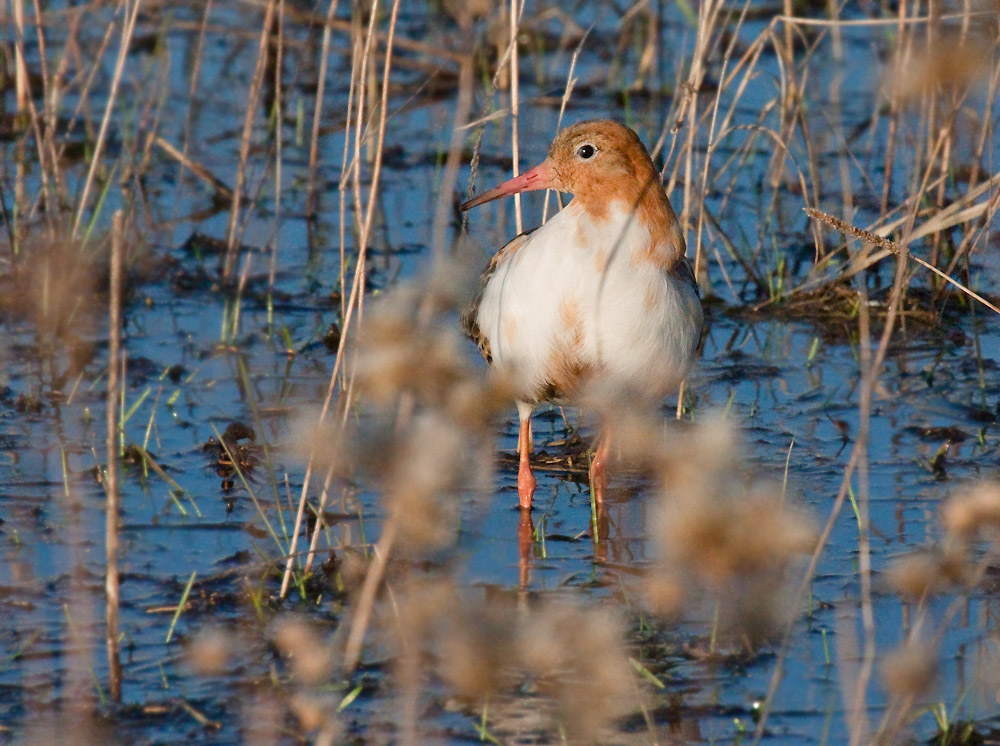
[{"x1": 343, "y1": 514, "x2": 399, "y2": 671}]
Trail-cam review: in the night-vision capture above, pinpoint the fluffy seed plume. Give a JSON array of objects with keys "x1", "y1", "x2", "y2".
[
  {"x1": 643, "y1": 416, "x2": 816, "y2": 639},
  {"x1": 880, "y1": 640, "x2": 938, "y2": 701},
  {"x1": 942, "y1": 482, "x2": 1000, "y2": 540},
  {"x1": 272, "y1": 616, "x2": 334, "y2": 685}
]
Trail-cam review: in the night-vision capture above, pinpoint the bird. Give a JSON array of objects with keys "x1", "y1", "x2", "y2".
[{"x1": 461, "y1": 119, "x2": 703, "y2": 511}]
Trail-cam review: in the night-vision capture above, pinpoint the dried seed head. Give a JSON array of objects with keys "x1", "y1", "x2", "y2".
[
  {"x1": 339, "y1": 549, "x2": 369, "y2": 596},
  {"x1": 659, "y1": 488, "x2": 815, "y2": 586},
  {"x1": 644, "y1": 572, "x2": 686, "y2": 617},
  {"x1": 884, "y1": 545, "x2": 970, "y2": 600},
  {"x1": 187, "y1": 627, "x2": 233, "y2": 675},
  {"x1": 353, "y1": 266, "x2": 492, "y2": 423},
  {"x1": 286, "y1": 411, "x2": 350, "y2": 477},
  {"x1": 880, "y1": 641, "x2": 938, "y2": 700},
  {"x1": 644, "y1": 417, "x2": 814, "y2": 639},
  {"x1": 390, "y1": 589, "x2": 632, "y2": 743},
  {"x1": 439, "y1": 605, "x2": 520, "y2": 699},
  {"x1": 442, "y1": 0, "x2": 492, "y2": 24},
  {"x1": 942, "y1": 482, "x2": 1000, "y2": 539},
  {"x1": 887, "y1": 34, "x2": 991, "y2": 103},
  {"x1": 394, "y1": 578, "x2": 462, "y2": 645},
  {"x1": 272, "y1": 617, "x2": 333, "y2": 685},
  {"x1": 660, "y1": 416, "x2": 742, "y2": 499},
  {"x1": 386, "y1": 411, "x2": 492, "y2": 550},
  {"x1": 583, "y1": 388, "x2": 664, "y2": 467},
  {"x1": 423, "y1": 249, "x2": 482, "y2": 313},
  {"x1": 357, "y1": 311, "x2": 468, "y2": 408},
  {"x1": 1, "y1": 236, "x2": 101, "y2": 355},
  {"x1": 885, "y1": 552, "x2": 948, "y2": 600},
  {"x1": 444, "y1": 376, "x2": 510, "y2": 431},
  {"x1": 288, "y1": 693, "x2": 339, "y2": 734},
  {"x1": 517, "y1": 602, "x2": 632, "y2": 742}
]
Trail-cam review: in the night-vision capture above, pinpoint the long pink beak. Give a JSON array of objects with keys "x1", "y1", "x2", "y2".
[{"x1": 461, "y1": 161, "x2": 555, "y2": 211}]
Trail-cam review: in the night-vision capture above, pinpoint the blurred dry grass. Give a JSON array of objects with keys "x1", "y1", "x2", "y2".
[{"x1": 1, "y1": 0, "x2": 999, "y2": 743}]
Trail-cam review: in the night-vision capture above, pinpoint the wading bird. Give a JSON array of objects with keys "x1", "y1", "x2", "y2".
[{"x1": 462, "y1": 120, "x2": 702, "y2": 510}]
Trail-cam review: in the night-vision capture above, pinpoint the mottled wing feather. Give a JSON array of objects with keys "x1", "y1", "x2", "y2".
[
  {"x1": 672, "y1": 254, "x2": 701, "y2": 298},
  {"x1": 461, "y1": 229, "x2": 536, "y2": 365},
  {"x1": 672, "y1": 254, "x2": 706, "y2": 353}
]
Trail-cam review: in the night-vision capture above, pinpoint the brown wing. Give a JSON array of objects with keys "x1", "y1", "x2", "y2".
[{"x1": 461, "y1": 230, "x2": 536, "y2": 365}]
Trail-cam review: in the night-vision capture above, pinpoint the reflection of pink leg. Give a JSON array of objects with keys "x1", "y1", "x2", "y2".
[
  {"x1": 517, "y1": 410, "x2": 536, "y2": 510},
  {"x1": 590, "y1": 435, "x2": 611, "y2": 505},
  {"x1": 592, "y1": 505, "x2": 609, "y2": 563},
  {"x1": 517, "y1": 509, "x2": 534, "y2": 590}
]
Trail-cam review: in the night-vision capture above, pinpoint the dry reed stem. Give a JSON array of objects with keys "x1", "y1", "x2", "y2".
[
  {"x1": 105, "y1": 211, "x2": 124, "y2": 703},
  {"x1": 155, "y1": 136, "x2": 234, "y2": 201},
  {"x1": 343, "y1": 517, "x2": 397, "y2": 671},
  {"x1": 282, "y1": 0, "x2": 401, "y2": 596},
  {"x1": 305, "y1": 0, "x2": 342, "y2": 220},
  {"x1": 347, "y1": 3, "x2": 374, "y2": 236},
  {"x1": 754, "y1": 162, "x2": 1000, "y2": 309},
  {"x1": 222, "y1": 0, "x2": 276, "y2": 280},
  {"x1": 269, "y1": 0, "x2": 464, "y2": 64},
  {"x1": 752, "y1": 204, "x2": 915, "y2": 746},
  {"x1": 509, "y1": 0, "x2": 523, "y2": 234},
  {"x1": 542, "y1": 24, "x2": 590, "y2": 224},
  {"x1": 331, "y1": 2, "x2": 400, "y2": 465},
  {"x1": 168, "y1": 0, "x2": 213, "y2": 222},
  {"x1": 278, "y1": 15, "x2": 363, "y2": 598},
  {"x1": 777, "y1": 9, "x2": 995, "y2": 27},
  {"x1": 10, "y1": 0, "x2": 56, "y2": 228},
  {"x1": 460, "y1": 6, "x2": 527, "y2": 219},
  {"x1": 940, "y1": 54, "x2": 1000, "y2": 285},
  {"x1": 847, "y1": 268, "x2": 876, "y2": 745},
  {"x1": 12, "y1": 0, "x2": 29, "y2": 113},
  {"x1": 429, "y1": 10, "x2": 474, "y2": 257},
  {"x1": 71, "y1": 0, "x2": 142, "y2": 239},
  {"x1": 56, "y1": 10, "x2": 117, "y2": 167},
  {"x1": 30, "y1": 0, "x2": 59, "y2": 206},
  {"x1": 805, "y1": 207, "x2": 1000, "y2": 317},
  {"x1": 659, "y1": 2, "x2": 995, "y2": 313},
  {"x1": 269, "y1": 0, "x2": 285, "y2": 293},
  {"x1": 873, "y1": 486, "x2": 1000, "y2": 739}
]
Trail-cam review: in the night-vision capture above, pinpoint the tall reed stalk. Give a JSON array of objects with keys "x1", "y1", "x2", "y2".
[{"x1": 105, "y1": 211, "x2": 124, "y2": 702}]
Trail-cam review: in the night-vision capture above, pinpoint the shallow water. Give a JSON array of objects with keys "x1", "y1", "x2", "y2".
[{"x1": 1, "y1": 1, "x2": 999, "y2": 744}]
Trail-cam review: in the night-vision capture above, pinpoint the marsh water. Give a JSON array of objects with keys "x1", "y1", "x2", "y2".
[{"x1": 1, "y1": 2, "x2": 999, "y2": 744}]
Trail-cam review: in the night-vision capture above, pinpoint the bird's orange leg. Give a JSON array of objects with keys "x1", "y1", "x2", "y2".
[
  {"x1": 517, "y1": 414, "x2": 536, "y2": 510},
  {"x1": 517, "y1": 509, "x2": 534, "y2": 589},
  {"x1": 590, "y1": 433, "x2": 611, "y2": 505}
]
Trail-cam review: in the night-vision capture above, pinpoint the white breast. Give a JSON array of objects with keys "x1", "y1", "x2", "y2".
[{"x1": 476, "y1": 200, "x2": 702, "y2": 404}]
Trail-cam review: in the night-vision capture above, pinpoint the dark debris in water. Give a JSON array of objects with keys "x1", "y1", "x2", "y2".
[
  {"x1": 714, "y1": 351, "x2": 783, "y2": 383},
  {"x1": 180, "y1": 232, "x2": 231, "y2": 259},
  {"x1": 13, "y1": 392, "x2": 43, "y2": 414},
  {"x1": 928, "y1": 720, "x2": 1000, "y2": 746},
  {"x1": 323, "y1": 322, "x2": 342, "y2": 352},
  {"x1": 740, "y1": 284, "x2": 984, "y2": 339},
  {"x1": 498, "y1": 430, "x2": 591, "y2": 476},
  {"x1": 908, "y1": 425, "x2": 969, "y2": 442},
  {"x1": 202, "y1": 422, "x2": 262, "y2": 489},
  {"x1": 171, "y1": 265, "x2": 215, "y2": 293}
]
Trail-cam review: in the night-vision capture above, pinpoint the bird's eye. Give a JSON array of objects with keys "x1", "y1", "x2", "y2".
[{"x1": 576, "y1": 144, "x2": 596, "y2": 159}]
